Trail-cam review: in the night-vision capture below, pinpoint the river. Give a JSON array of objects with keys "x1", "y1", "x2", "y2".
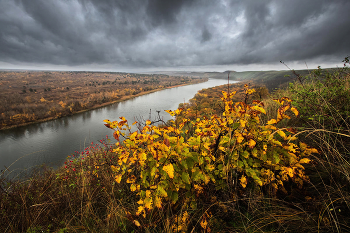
[{"x1": 0, "y1": 78, "x2": 237, "y2": 177}]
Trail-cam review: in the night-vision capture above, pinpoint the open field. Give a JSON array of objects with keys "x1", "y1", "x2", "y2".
[{"x1": 0, "y1": 71, "x2": 206, "y2": 130}]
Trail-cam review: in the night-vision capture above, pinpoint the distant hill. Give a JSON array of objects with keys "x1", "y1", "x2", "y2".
[
  {"x1": 146, "y1": 68, "x2": 340, "y2": 91},
  {"x1": 229, "y1": 70, "x2": 312, "y2": 90}
]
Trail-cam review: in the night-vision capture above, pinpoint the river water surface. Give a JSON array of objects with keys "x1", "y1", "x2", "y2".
[{"x1": 0, "y1": 78, "x2": 237, "y2": 176}]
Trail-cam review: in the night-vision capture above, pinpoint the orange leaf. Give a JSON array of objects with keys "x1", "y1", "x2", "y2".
[
  {"x1": 248, "y1": 139, "x2": 256, "y2": 149},
  {"x1": 113, "y1": 131, "x2": 120, "y2": 141}
]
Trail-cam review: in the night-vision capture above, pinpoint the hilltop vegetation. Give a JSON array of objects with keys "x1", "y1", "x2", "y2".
[
  {"x1": 0, "y1": 71, "x2": 206, "y2": 130},
  {"x1": 162, "y1": 69, "x2": 329, "y2": 91},
  {"x1": 1, "y1": 60, "x2": 350, "y2": 232}
]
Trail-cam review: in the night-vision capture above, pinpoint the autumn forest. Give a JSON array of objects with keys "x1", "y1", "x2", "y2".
[{"x1": 0, "y1": 71, "x2": 206, "y2": 130}]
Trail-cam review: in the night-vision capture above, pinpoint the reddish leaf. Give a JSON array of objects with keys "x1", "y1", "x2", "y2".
[{"x1": 113, "y1": 131, "x2": 120, "y2": 141}]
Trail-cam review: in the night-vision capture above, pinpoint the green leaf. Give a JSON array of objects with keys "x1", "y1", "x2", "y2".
[
  {"x1": 185, "y1": 157, "x2": 195, "y2": 170},
  {"x1": 157, "y1": 186, "x2": 168, "y2": 197},
  {"x1": 231, "y1": 151, "x2": 239, "y2": 160},
  {"x1": 181, "y1": 160, "x2": 188, "y2": 170},
  {"x1": 272, "y1": 151, "x2": 280, "y2": 164},
  {"x1": 190, "y1": 200, "x2": 197, "y2": 209},
  {"x1": 192, "y1": 169, "x2": 199, "y2": 180},
  {"x1": 171, "y1": 191, "x2": 178, "y2": 203},
  {"x1": 198, "y1": 157, "x2": 204, "y2": 165},
  {"x1": 150, "y1": 167, "x2": 157, "y2": 177},
  {"x1": 141, "y1": 171, "x2": 149, "y2": 183},
  {"x1": 233, "y1": 122, "x2": 240, "y2": 129},
  {"x1": 191, "y1": 152, "x2": 199, "y2": 162},
  {"x1": 251, "y1": 148, "x2": 258, "y2": 157},
  {"x1": 242, "y1": 150, "x2": 249, "y2": 159},
  {"x1": 182, "y1": 172, "x2": 191, "y2": 184}
]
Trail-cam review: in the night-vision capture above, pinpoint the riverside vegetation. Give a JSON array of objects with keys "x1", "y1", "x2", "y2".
[
  {"x1": 1, "y1": 59, "x2": 350, "y2": 232},
  {"x1": 0, "y1": 71, "x2": 205, "y2": 130}
]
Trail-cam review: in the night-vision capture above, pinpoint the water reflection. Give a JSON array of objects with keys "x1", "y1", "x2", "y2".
[{"x1": 0, "y1": 79, "x2": 238, "y2": 177}]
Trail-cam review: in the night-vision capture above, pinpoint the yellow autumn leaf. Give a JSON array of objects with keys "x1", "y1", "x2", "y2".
[
  {"x1": 146, "y1": 120, "x2": 152, "y2": 125},
  {"x1": 163, "y1": 164, "x2": 174, "y2": 179},
  {"x1": 165, "y1": 110, "x2": 175, "y2": 116},
  {"x1": 240, "y1": 175, "x2": 247, "y2": 188},
  {"x1": 133, "y1": 220, "x2": 141, "y2": 227},
  {"x1": 299, "y1": 158, "x2": 311, "y2": 164},
  {"x1": 137, "y1": 199, "x2": 144, "y2": 205},
  {"x1": 286, "y1": 167, "x2": 294, "y2": 178},
  {"x1": 267, "y1": 119, "x2": 278, "y2": 125},
  {"x1": 115, "y1": 174, "x2": 122, "y2": 183},
  {"x1": 221, "y1": 91, "x2": 228, "y2": 99},
  {"x1": 154, "y1": 196, "x2": 162, "y2": 208},
  {"x1": 240, "y1": 119, "x2": 246, "y2": 128},
  {"x1": 246, "y1": 88, "x2": 256, "y2": 95},
  {"x1": 130, "y1": 131, "x2": 138, "y2": 140},
  {"x1": 200, "y1": 218, "x2": 208, "y2": 229},
  {"x1": 144, "y1": 197, "x2": 153, "y2": 210},
  {"x1": 290, "y1": 107, "x2": 299, "y2": 116},
  {"x1": 153, "y1": 127, "x2": 161, "y2": 135},
  {"x1": 175, "y1": 108, "x2": 182, "y2": 115},
  {"x1": 194, "y1": 184, "x2": 203, "y2": 194},
  {"x1": 126, "y1": 175, "x2": 136, "y2": 183},
  {"x1": 206, "y1": 164, "x2": 215, "y2": 171},
  {"x1": 277, "y1": 130, "x2": 287, "y2": 140},
  {"x1": 248, "y1": 139, "x2": 256, "y2": 148},
  {"x1": 310, "y1": 148, "x2": 318, "y2": 153},
  {"x1": 111, "y1": 165, "x2": 119, "y2": 172},
  {"x1": 204, "y1": 175, "x2": 210, "y2": 184},
  {"x1": 271, "y1": 139, "x2": 282, "y2": 146},
  {"x1": 236, "y1": 133, "x2": 244, "y2": 143},
  {"x1": 130, "y1": 184, "x2": 137, "y2": 192},
  {"x1": 284, "y1": 143, "x2": 297, "y2": 153},
  {"x1": 251, "y1": 105, "x2": 266, "y2": 114},
  {"x1": 138, "y1": 152, "x2": 147, "y2": 166},
  {"x1": 136, "y1": 206, "x2": 145, "y2": 217}
]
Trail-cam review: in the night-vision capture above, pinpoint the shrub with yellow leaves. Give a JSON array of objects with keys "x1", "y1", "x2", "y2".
[{"x1": 103, "y1": 85, "x2": 317, "y2": 217}]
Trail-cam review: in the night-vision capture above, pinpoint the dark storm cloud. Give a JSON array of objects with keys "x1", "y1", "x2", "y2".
[
  {"x1": 0, "y1": 0, "x2": 349, "y2": 71},
  {"x1": 201, "y1": 27, "x2": 212, "y2": 43}
]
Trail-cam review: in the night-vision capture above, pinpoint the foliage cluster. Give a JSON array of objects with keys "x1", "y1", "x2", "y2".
[
  {"x1": 289, "y1": 66, "x2": 350, "y2": 130},
  {"x1": 102, "y1": 84, "x2": 316, "y2": 231},
  {"x1": 176, "y1": 82, "x2": 269, "y2": 121}
]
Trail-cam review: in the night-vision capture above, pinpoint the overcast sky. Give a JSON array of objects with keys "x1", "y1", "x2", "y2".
[{"x1": 0, "y1": 0, "x2": 349, "y2": 72}]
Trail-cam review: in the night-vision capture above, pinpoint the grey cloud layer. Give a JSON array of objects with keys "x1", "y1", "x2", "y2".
[{"x1": 0, "y1": 0, "x2": 349, "y2": 69}]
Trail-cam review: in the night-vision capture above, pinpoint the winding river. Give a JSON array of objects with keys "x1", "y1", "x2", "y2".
[{"x1": 0, "y1": 78, "x2": 237, "y2": 177}]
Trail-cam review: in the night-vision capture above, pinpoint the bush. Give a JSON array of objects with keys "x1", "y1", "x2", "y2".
[
  {"x1": 289, "y1": 66, "x2": 350, "y2": 129},
  {"x1": 103, "y1": 85, "x2": 316, "y2": 224}
]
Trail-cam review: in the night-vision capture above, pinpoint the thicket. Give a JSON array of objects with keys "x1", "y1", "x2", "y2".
[{"x1": 1, "y1": 60, "x2": 350, "y2": 232}]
